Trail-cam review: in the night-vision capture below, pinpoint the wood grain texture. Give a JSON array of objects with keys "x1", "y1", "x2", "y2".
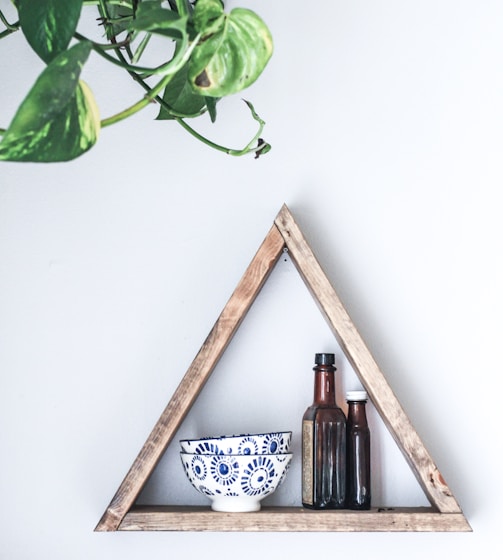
[
  {"x1": 274, "y1": 204, "x2": 462, "y2": 514},
  {"x1": 95, "y1": 225, "x2": 285, "y2": 531},
  {"x1": 119, "y1": 506, "x2": 472, "y2": 532}
]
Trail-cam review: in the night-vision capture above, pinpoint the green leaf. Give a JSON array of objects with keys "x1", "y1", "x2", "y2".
[
  {"x1": 157, "y1": 63, "x2": 207, "y2": 120},
  {"x1": 0, "y1": 41, "x2": 100, "y2": 163},
  {"x1": 205, "y1": 96, "x2": 218, "y2": 123},
  {"x1": 127, "y1": 1, "x2": 188, "y2": 39},
  {"x1": 17, "y1": 0, "x2": 84, "y2": 63},
  {"x1": 188, "y1": 6, "x2": 273, "y2": 97}
]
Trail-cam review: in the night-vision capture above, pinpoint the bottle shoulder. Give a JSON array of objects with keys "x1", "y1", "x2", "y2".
[
  {"x1": 347, "y1": 413, "x2": 368, "y2": 426},
  {"x1": 303, "y1": 404, "x2": 346, "y2": 423},
  {"x1": 347, "y1": 409, "x2": 368, "y2": 423}
]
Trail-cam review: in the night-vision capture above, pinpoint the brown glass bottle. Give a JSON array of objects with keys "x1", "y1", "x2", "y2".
[
  {"x1": 302, "y1": 353, "x2": 346, "y2": 509},
  {"x1": 346, "y1": 390, "x2": 371, "y2": 510}
]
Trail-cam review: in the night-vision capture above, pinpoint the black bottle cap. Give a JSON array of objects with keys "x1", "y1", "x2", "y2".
[{"x1": 314, "y1": 353, "x2": 335, "y2": 365}]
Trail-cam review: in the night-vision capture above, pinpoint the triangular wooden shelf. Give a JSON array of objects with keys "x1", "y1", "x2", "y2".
[{"x1": 96, "y1": 204, "x2": 471, "y2": 532}]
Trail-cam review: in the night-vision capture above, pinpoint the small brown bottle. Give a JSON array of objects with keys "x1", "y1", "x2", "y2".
[
  {"x1": 346, "y1": 390, "x2": 371, "y2": 510},
  {"x1": 302, "y1": 353, "x2": 346, "y2": 509}
]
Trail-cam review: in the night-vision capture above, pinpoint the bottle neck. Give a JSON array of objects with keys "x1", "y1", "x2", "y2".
[
  {"x1": 347, "y1": 401, "x2": 368, "y2": 426},
  {"x1": 313, "y1": 366, "x2": 336, "y2": 405}
]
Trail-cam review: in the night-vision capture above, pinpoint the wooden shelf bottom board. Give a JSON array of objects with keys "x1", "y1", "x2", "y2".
[{"x1": 119, "y1": 506, "x2": 472, "y2": 532}]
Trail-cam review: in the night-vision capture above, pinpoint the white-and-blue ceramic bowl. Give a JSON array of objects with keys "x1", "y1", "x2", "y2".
[
  {"x1": 179, "y1": 431, "x2": 292, "y2": 455},
  {"x1": 180, "y1": 451, "x2": 293, "y2": 512}
]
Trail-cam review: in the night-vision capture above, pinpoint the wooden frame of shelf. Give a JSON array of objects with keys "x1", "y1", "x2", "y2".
[
  {"x1": 95, "y1": 204, "x2": 471, "y2": 533},
  {"x1": 120, "y1": 506, "x2": 469, "y2": 532}
]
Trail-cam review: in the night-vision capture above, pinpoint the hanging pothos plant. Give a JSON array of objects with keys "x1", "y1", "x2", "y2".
[{"x1": 0, "y1": 0, "x2": 273, "y2": 162}]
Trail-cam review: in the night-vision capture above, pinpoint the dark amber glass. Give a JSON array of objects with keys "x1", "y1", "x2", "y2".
[
  {"x1": 346, "y1": 392, "x2": 371, "y2": 510},
  {"x1": 302, "y1": 353, "x2": 346, "y2": 509}
]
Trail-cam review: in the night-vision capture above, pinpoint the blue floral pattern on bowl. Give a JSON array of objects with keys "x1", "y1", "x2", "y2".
[
  {"x1": 180, "y1": 451, "x2": 293, "y2": 512},
  {"x1": 210, "y1": 456, "x2": 240, "y2": 486},
  {"x1": 192, "y1": 442, "x2": 224, "y2": 455},
  {"x1": 240, "y1": 455, "x2": 276, "y2": 496}
]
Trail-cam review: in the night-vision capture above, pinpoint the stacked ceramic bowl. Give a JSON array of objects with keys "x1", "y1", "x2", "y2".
[{"x1": 179, "y1": 431, "x2": 293, "y2": 512}]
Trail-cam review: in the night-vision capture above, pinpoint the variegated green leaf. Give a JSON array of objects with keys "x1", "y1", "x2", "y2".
[
  {"x1": 0, "y1": 41, "x2": 100, "y2": 162},
  {"x1": 17, "y1": 0, "x2": 84, "y2": 63},
  {"x1": 192, "y1": 0, "x2": 226, "y2": 37},
  {"x1": 189, "y1": 5, "x2": 273, "y2": 97}
]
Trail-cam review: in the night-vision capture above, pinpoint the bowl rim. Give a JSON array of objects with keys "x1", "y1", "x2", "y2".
[
  {"x1": 179, "y1": 451, "x2": 293, "y2": 458},
  {"x1": 179, "y1": 431, "x2": 292, "y2": 444}
]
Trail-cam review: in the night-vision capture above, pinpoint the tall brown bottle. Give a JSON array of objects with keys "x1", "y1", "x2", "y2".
[
  {"x1": 346, "y1": 390, "x2": 371, "y2": 510},
  {"x1": 302, "y1": 353, "x2": 346, "y2": 509}
]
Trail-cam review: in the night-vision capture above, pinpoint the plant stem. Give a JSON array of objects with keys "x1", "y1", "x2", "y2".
[
  {"x1": 174, "y1": 0, "x2": 189, "y2": 18},
  {"x1": 75, "y1": 33, "x2": 188, "y2": 76},
  {"x1": 174, "y1": 102, "x2": 268, "y2": 156},
  {"x1": 99, "y1": 91, "x2": 158, "y2": 127},
  {"x1": 107, "y1": 46, "x2": 267, "y2": 157},
  {"x1": 0, "y1": 10, "x2": 18, "y2": 30},
  {"x1": 0, "y1": 10, "x2": 19, "y2": 39},
  {"x1": 100, "y1": 29, "x2": 199, "y2": 126}
]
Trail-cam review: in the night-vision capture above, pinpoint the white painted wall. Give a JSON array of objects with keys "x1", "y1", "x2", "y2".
[{"x1": 1, "y1": 1, "x2": 500, "y2": 558}]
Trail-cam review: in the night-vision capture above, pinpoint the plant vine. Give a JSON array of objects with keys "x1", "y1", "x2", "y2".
[{"x1": 0, "y1": 0, "x2": 273, "y2": 162}]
